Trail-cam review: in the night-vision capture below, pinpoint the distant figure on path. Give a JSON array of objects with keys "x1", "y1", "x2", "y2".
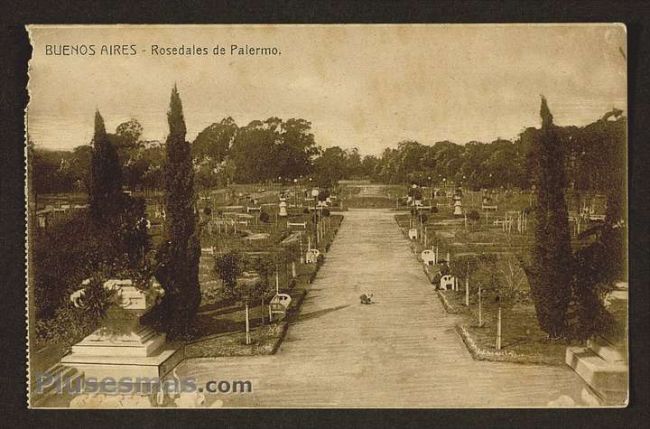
[{"x1": 360, "y1": 293, "x2": 374, "y2": 305}]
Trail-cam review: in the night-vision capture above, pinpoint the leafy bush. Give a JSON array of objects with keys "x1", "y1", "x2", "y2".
[
  {"x1": 214, "y1": 251, "x2": 243, "y2": 297},
  {"x1": 34, "y1": 273, "x2": 116, "y2": 348},
  {"x1": 567, "y1": 223, "x2": 624, "y2": 339},
  {"x1": 33, "y1": 196, "x2": 149, "y2": 321},
  {"x1": 407, "y1": 187, "x2": 423, "y2": 200},
  {"x1": 450, "y1": 253, "x2": 529, "y2": 308},
  {"x1": 467, "y1": 210, "x2": 481, "y2": 222},
  {"x1": 259, "y1": 211, "x2": 270, "y2": 223},
  {"x1": 318, "y1": 189, "x2": 330, "y2": 202}
]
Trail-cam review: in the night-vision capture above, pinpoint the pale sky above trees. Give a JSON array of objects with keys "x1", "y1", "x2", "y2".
[{"x1": 27, "y1": 24, "x2": 626, "y2": 155}]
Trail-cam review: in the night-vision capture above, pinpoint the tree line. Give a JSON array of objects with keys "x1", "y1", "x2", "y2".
[{"x1": 32, "y1": 108, "x2": 625, "y2": 195}]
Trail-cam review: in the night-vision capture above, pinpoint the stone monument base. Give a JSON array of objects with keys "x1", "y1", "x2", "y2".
[
  {"x1": 60, "y1": 280, "x2": 183, "y2": 383},
  {"x1": 61, "y1": 342, "x2": 184, "y2": 380}
]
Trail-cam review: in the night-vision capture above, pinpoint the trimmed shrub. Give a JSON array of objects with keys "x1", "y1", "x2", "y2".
[
  {"x1": 525, "y1": 97, "x2": 573, "y2": 338},
  {"x1": 33, "y1": 196, "x2": 149, "y2": 321},
  {"x1": 467, "y1": 210, "x2": 481, "y2": 222}
]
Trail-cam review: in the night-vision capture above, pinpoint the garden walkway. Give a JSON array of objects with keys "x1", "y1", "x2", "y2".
[{"x1": 178, "y1": 209, "x2": 587, "y2": 407}]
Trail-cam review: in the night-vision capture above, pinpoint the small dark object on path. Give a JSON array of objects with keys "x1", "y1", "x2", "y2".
[{"x1": 360, "y1": 293, "x2": 374, "y2": 305}]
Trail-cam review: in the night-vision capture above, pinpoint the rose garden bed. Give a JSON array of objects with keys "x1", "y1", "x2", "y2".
[
  {"x1": 396, "y1": 208, "x2": 580, "y2": 366},
  {"x1": 183, "y1": 215, "x2": 343, "y2": 357}
]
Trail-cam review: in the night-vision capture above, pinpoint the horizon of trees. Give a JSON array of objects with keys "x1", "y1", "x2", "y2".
[{"x1": 30, "y1": 107, "x2": 626, "y2": 195}]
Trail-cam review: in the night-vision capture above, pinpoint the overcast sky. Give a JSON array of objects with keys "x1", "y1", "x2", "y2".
[{"x1": 27, "y1": 24, "x2": 626, "y2": 155}]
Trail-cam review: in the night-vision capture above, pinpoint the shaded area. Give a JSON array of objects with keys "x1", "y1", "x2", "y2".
[{"x1": 296, "y1": 305, "x2": 350, "y2": 322}]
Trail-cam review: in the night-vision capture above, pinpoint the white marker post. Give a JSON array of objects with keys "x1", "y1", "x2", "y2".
[
  {"x1": 245, "y1": 301, "x2": 251, "y2": 345},
  {"x1": 496, "y1": 306, "x2": 502, "y2": 350}
]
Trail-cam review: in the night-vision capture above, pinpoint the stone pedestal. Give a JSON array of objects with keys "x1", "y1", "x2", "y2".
[
  {"x1": 565, "y1": 284, "x2": 628, "y2": 405},
  {"x1": 61, "y1": 280, "x2": 182, "y2": 382},
  {"x1": 278, "y1": 200, "x2": 288, "y2": 217},
  {"x1": 453, "y1": 195, "x2": 463, "y2": 216}
]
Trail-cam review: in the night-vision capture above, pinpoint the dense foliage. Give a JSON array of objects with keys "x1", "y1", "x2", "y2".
[
  {"x1": 153, "y1": 86, "x2": 202, "y2": 338},
  {"x1": 33, "y1": 108, "x2": 625, "y2": 195},
  {"x1": 89, "y1": 112, "x2": 122, "y2": 218},
  {"x1": 525, "y1": 98, "x2": 574, "y2": 338}
]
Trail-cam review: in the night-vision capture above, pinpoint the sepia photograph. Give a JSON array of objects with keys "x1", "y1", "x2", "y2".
[{"x1": 25, "y1": 24, "x2": 628, "y2": 408}]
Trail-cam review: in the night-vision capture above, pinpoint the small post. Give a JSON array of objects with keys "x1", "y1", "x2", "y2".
[
  {"x1": 245, "y1": 301, "x2": 251, "y2": 345},
  {"x1": 496, "y1": 305, "x2": 502, "y2": 350},
  {"x1": 465, "y1": 276, "x2": 470, "y2": 306},
  {"x1": 478, "y1": 288, "x2": 483, "y2": 327},
  {"x1": 275, "y1": 269, "x2": 279, "y2": 294}
]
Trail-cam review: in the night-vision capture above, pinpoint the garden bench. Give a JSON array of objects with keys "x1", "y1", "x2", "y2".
[
  {"x1": 421, "y1": 249, "x2": 436, "y2": 265},
  {"x1": 482, "y1": 204, "x2": 498, "y2": 211},
  {"x1": 287, "y1": 221, "x2": 307, "y2": 229},
  {"x1": 201, "y1": 247, "x2": 215, "y2": 255},
  {"x1": 408, "y1": 228, "x2": 418, "y2": 240},
  {"x1": 305, "y1": 249, "x2": 320, "y2": 264},
  {"x1": 268, "y1": 293, "x2": 292, "y2": 321},
  {"x1": 440, "y1": 274, "x2": 457, "y2": 291}
]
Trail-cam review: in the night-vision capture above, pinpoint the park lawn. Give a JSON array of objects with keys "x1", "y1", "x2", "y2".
[
  {"x1": 442, "y1": 290, "x2": 577, "y2": 366},
  {"x1": 184, "y1": 286, "x2": 308, "y2": 357}
]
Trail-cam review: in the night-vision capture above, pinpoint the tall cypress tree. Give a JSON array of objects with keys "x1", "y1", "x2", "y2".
[
  {"x1": 528, "y1": 97, "x2": 573, "y2": 338},
  {"x1": 156, "y1": 85, "x2": 201, "y2": 338},
  {"x1": 89, "y1": 110, "x2": 122, "y2": 219}
]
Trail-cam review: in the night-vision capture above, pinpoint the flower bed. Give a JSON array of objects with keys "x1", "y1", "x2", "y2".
[{"x1": 183, "y1": 215, "x2": 342, "y2": 357}]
